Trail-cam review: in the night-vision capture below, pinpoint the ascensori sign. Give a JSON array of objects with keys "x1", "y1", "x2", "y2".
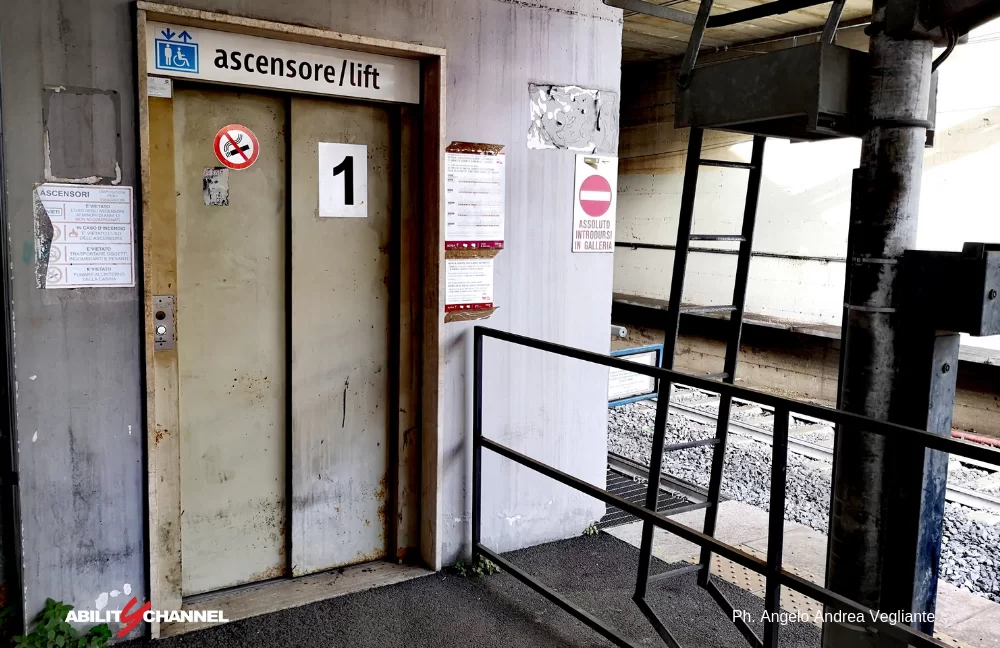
[{"x1": 145, "y1": 22, "x2": 420, "y2": 104}]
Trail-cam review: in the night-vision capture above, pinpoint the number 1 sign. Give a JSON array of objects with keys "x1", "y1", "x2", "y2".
[{"x1": 318, "y1": 142, "x2": 368, "y2": 218}]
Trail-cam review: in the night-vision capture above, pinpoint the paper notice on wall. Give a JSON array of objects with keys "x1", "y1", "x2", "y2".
[
  {"x1": 445, "y1": 258, "x2": 494, "y2": 312},
  {"x1": 33, "y1": 183, "x2": 135, "y2": 289},
  {"x1": 608, "y1": 350, "x2": 658, "y2": 402},
  {"x1": 445, "y1": 142, "x2": 505, "y2": 250},
  {"x1": 147, "y1": 76, "x2": 172, "y2": 98},
  {"x1": 572, "y1": 154, "x2": 618, "y2": 253}
]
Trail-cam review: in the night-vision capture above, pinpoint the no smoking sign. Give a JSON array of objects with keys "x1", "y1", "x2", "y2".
[
  {"x1": 572, "y1": 155, "x2": 618, "y2": 253},
  {"x1": 214, "y1": 124, "x2": 260, "y2": 170}
]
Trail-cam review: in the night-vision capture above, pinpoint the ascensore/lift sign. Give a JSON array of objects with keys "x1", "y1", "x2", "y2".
[{"x1": 146, "y1": 22, "x2": 420, "y2": 104}]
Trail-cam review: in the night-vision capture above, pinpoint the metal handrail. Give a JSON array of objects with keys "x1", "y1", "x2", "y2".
[
  {"x1": 475, "y1": 326, "x2": 998, "y2": 465},
  {"x1": 471, "y1": 325, "x2": 1000, "y2": 648}
]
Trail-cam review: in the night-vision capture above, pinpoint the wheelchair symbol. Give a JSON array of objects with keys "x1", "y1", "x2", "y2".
[
  {"x1": 166, "y1": 44, "x2": 189, "y2": 67},
  {"x1": 154, "y1": 39, "x2": 199, "y2": 74}
]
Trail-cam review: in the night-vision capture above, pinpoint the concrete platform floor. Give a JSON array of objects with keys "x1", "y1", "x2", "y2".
[
  {"x1": 121, "y1": 533, "x2": 821, "y2": 647},
  {"x1": 606, "y1": 500, "x2": 1000, "y2": 648}
]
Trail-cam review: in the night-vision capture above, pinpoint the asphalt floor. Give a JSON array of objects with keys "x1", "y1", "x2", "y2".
[{"x1": 121, "y1": 532, "x2": 820, "y2": 647}]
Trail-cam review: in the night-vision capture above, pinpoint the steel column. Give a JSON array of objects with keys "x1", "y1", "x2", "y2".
[
  {"x1": 879, "y1": 330, "x2": 959, "y2": 635},
  {"x1": 678, "y1": 3, "x2": 715, "y2": 88},
  {"x1": 821, "y1": 0, "x2": 848, "y2": 43},
  {"x1": 824, "y1": 1, "x2": 934, "y2": 645}
]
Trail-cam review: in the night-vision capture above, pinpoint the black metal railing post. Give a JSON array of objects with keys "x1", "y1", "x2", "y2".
[
  {"x1": 472, "y1": 328, "x2": 484, "y2": 564},
  {"x1": 634, "y1": 388, "x2": 672, "y2": 600},
  {"x1": 763, "y1": 407, "x2": 790, "y2": 647}
]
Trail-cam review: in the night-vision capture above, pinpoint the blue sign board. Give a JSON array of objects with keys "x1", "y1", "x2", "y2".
[
  {"x1": 608, "y1": 344, "x2": 664, "y2": 407},
  {"x1": 154, "y1": 27, "x2": 198, "y2": 74}
]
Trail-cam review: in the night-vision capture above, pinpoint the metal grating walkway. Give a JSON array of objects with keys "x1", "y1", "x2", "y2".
[{"x1": 598, "y1": 466, "x2": 691, "y2": 529}]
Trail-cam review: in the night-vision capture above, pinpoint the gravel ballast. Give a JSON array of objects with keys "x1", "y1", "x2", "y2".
[{"x1": 608, "y1": 400, "x2": 1000, "y2": 603}]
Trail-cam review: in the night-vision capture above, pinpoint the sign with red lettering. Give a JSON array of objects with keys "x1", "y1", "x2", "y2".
[
  {"x1": 445, "y1": 258, "x2": 494, "y2": 312},
  {"x1": 213, "y1": 124, "x2": 259, "y2": 170},
  {"x1": 445, "y1": 141, "x2": 505, "y2": 250},
  {"x1": 572, "y1": 155, "x2": 618, "y2": 253}
]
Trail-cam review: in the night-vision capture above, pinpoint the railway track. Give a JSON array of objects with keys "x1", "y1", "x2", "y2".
[{"x1": 610, "y1": 390, "x2": 1000, "y2": 515}]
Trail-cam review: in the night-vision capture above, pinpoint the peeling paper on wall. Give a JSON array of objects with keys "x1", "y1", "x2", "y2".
[
  {"x1": 527, "y1": 83, "x2": 619, "y2": 154},
  {"x1": 32, "y1": 188, "x2": 55, "y2": 289},
  {"x1": 203, "y1": 167, "x2": 230, "y2": 206}
]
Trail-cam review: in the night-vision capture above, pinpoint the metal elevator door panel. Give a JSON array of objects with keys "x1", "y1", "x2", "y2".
[
  {"x1": 174, "y1": 88, "x2": 287, "y2": 595},
  {"x1": 290, "y1": 97, "x2": 392, "y2": 575}
]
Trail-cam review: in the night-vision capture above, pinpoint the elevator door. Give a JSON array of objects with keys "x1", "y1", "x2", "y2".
[
  {"x1": 290, "y1": 96, "x2": 393, "y2": 575},
  {"x1": 174, "y1": 88, "x2": 287, "y2": 595}
]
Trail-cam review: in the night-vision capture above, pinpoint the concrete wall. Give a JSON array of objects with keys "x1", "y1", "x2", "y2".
[
  {"x1": 0, "y1": 0, "x2": 146, "y2": 633},
  {"x1": 0, "y1": 0, "x2": 621, "y2": 631},
  {"x1": 614, "y1": 20, "x2": 1000, "y2": 352}
]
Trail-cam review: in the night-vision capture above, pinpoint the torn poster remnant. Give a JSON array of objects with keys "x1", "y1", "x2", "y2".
[
  {"x1": 203, "y1": 167, "x2": 230, "y2": 206},
  {"x1": 527, "y1": 83, "x2": 619, "y2": 154}
]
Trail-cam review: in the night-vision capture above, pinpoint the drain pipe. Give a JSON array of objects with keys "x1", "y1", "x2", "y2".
[{"x1": 952, "y1": 430, "x2": 1000, "y2": 449}]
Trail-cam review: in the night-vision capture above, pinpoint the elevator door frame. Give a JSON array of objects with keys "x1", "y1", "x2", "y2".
[{"x1": 136, "y1": 4, "x2": 446, "y2": 638}]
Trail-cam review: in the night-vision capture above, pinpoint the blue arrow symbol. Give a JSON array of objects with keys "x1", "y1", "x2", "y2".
[
  {"x1": 178, "y1": 31, "x2": 193, "y2": 42},
  {"x1": 160, "y1": 28, "x2": 176, "y2": 40}
]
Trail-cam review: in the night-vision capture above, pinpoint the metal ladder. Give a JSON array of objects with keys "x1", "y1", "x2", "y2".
[
  {"x1": 622, "y1": 0, "x2": 850, "y2": 644},
  {"x1": 632, "y1": 127, "x2": 767, "y2": 648}
]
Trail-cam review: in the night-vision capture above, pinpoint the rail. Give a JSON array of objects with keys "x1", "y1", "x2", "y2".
[
  {"x1": 471, "y1": 325, "x2": 1000, "y2": 648},
  {"x1": 658, "y1": 397, "x2": 1000, "y2": 514}
]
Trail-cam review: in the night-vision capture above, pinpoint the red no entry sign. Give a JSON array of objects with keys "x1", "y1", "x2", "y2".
[
  {"x1": 213, "y1": 124, "x2": 260, "y2": 170},
  {"x1": 579, "y1": 174, "x2": 613, "y2": 217}
]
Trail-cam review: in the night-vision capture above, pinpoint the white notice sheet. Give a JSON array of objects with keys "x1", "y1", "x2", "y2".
[
  {"x1": 445, "y1": 258, "x2": 494, "y2": 312},
  {"x1": 445, "y1": 145, "x2": 505, "y2": 250},
  {"x1": 35, "y1": 183, "x2": 135, "y2": 289}
]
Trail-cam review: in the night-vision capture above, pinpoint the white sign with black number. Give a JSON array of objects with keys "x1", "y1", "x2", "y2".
[{"x1": 319, "y1": 142, "x2": 367, "y2": 218}]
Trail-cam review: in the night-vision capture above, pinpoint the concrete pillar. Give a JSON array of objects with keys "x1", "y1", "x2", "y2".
[{"x1": 823, "y1": 1, "x2": 934, "y2": 645}]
